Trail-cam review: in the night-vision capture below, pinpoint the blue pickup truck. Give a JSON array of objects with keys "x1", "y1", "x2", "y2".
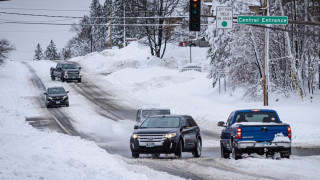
[{"x1": 217, "y1": 109, "x2": 292, "y2": 159}]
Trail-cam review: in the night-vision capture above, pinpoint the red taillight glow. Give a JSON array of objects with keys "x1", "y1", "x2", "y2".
[
  {"x1": 252, "y1": 109, "x2": 260, "y2": 112},
  {"x1": 288, "y1": 126, "x2": 292, "y2": 139},
  {"x1": 236, "y1": 127, "x2": 242, "y2": 139}
]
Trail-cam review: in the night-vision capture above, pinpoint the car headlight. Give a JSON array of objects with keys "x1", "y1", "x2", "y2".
[
  {"x1": 64, "y1": 71, "x2": 68, "y2": 74},
  {"x1": 63, "y1": 96, "x2": 68, "y2": 99},
  {"x1": 164, "y1": 133, "x2": 176, "y2": 139},
  {"x1": 132, "y1": 134, "x2": 139, "y2": 139},
  {"x1": 48, "y1": 97, "x2": 53, "y2": 100}
]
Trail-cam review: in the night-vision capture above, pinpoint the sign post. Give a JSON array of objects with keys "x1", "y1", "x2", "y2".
[{"x1": 216, "y1": 6, "x2": 233, "y2": 29}]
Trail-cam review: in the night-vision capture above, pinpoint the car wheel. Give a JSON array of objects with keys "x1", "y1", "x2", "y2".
[
  {"x1": 221, "y1": 143, "x2": 230, "y2": 159},
  {"x1": 61, "y1": 76, "x2": 65, "y2": 82},
  {"x1": 132, "y1": 153, "x2": 139, "y2": 159},
  {"x1": 232, "y1": 146, "x2": 242, "y2": 160},
  {"x1": 175, "y1": 140, "x2": 182, "y2": 158},
  {"x1": 78, "y1": 79, "x2": 81, "y2": 83},
  {"x1": 66, "y1": 103, "x2": 69, "y2": 107},
  {"x1": 152, "y1": 154, "x2": 160, "y2": 158},
  {"x1": 51, "y1": 74, "x2": 55, "y2": 80},
  {"x1": 46, "y1": 104, "x2": 50, "y2": 108},
  {"x1": 280, "y1": 152, "x2": 290, "y2": 159},
  {"x1": 192, "y1": 138, "x2": 202, "y2": 158}
]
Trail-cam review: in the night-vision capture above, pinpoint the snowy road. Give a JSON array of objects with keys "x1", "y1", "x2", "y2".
[{"x1": 23, "y1": 61, "x2": 320, "y2": 180}]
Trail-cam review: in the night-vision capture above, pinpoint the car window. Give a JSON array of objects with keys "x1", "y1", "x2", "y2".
[
  {"x1": 181, "y1": 117, "x2": 189, "y2": 127},
  {"x1": 227, "y1": 111, "x2": 235, "y2": 125},
  {"x1": 141, "y1": 110, "x2": 170, "y2": 118},
  {"x1": 235, "y1": 112, "x2": 279, "y2": 123},
  {"x1": 140, "y1": 117, "x2": 180, "y2": 128},
  {"x1": 48, "y1": 88, "x2": 66, "y2": 94},
  {"x1": 186, "y1": 116, "x2": 197, "y2": 127},
  {"x1": 62, "y1": 64, "x2": 78, "y2": 69}
]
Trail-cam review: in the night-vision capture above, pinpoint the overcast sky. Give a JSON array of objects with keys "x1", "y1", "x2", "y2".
[{"x1": 0, "y1": 0, "x2": 94, "y2": 61}]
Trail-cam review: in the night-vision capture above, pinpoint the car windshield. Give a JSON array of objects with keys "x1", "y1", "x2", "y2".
[
  {"x1": 140, "y1": 117, "x2": 179, "y2": 128},
  {"x1": 48, "y1": 88, "x2": 66, "y2": 94},
  {"x1": 141, "y1": 110, "x2": 170, "y2": 118},
  {"x1": 235, "y1": 112, "x2": 279, "y2": 123},
  {"x1": 61, "y1": 64, "x2": 78, "y2": 69}
]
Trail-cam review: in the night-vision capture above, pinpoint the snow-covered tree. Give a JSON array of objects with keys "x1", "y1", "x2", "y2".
[
  {"x1": 0, "y1": 38, "x2": 15, "y2": 63},
  {"x1": 44, "y1": 40, "x2": 59, "y2": 60},
  {"x1": 33, "y1": 43, "x2": 44, "y2": 60}
]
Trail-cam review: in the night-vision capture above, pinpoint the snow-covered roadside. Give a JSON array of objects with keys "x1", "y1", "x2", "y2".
[
  {"x1": 0, "y1": 61, "x2": 183, "y2": 180},
  {"x1": 74, "y1": 42, "x2": 320, "y2": 148}
]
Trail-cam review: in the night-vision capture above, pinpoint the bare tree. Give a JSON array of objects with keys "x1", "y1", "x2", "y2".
[{"x1": 134, "y1": 0, "x2": 180, "y2": 59}]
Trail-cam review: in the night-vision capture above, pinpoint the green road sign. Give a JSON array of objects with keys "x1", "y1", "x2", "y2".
[{"x1": 237, "y1": 16, "x2": 288, "y2": 25}]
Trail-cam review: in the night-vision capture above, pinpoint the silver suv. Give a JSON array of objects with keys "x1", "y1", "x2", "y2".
[{"x1": 136, "y1": 108, "x2": 170, "y2": 123}]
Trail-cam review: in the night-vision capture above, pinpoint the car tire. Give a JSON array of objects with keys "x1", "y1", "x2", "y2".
[
  {"x1": 152, "y1": 154, "x2": 160, "y2": 158},
  {"x1": 221, "y1": 143, "x2": 230, "y2": 159},
  {"x1": 192, "y1": 138, "x2": 202, "y2": 158},
  {"x1": 232, "y1": 146, "x2": 242, "y2": 160},
  {"x1": 46, "y1": 104, "x2": 50, "y2": 108},
  {"x1": 175, "y1": 140, "x2": 182, "y2": 158},
  {"x1": 280, "y1": 152, "x2": 290, "y2": 159},
  {"x1": 51, "y1": 74, "x2": 55, "y2": 80},
  {"x1": 78, "y1": 79, "x2": 81, "y2": 83},
  {"x1": 132, "y1": 153, "x2": 139, "y2": 159},
  {"x1": 66, "y1": 103, "x2": 69, "y2": 107},
  {"x1": 61, "y1": 75, "x2": 65, "y2": 82}
]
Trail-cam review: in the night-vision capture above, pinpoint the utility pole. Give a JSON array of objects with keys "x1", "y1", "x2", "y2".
[
  {"x1": 263, "y1": 0, "x2": 269, "y2": 106},
  {"x1": 110, "y1": 9, "x2": 113, "y2": 49},
  {"x1": 123, "y1": 1, "x2": 126, "y2": 48}
]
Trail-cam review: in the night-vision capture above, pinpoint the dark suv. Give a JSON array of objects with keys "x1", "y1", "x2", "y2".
[
  {"x1": 130, "y1": 115, "x2": 202, "y2": 158},
  {"x1": 44, "y1": 87, "x2": 69, "y2": 108}
]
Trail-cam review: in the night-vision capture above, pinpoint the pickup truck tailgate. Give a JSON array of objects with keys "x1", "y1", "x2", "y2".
[{"x1": 240, "y1": 124, "x2": 289, "y2": 142}]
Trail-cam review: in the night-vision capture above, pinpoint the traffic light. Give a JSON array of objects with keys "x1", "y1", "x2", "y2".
[{"x1": 189, "y1": 0, "x2": 201, "y2": 31}]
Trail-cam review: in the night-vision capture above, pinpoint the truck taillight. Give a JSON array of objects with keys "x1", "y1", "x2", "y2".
[
  {"x1": 236, "y1": 127, "x2": 242, "y2": 139},
  {"x1": 288, "y1": 126, "x2": 292, "y2": 139}
]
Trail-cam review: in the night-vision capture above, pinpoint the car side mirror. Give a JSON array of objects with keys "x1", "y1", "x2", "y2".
[
  {"x1": 217, "y1": 121, "x2": 226, "y2": 127},
  {"x1": 79, "y1": 67, "x2": 81, "y2": 70},
  {"x1": 44, "y1": 93, "x2": 48, "y2": 95},
  {"x1": 66, "y1": 91, "x2": 69, "y2": 93},
  {"x1": 134, "y1": 125, "x2": 139, "y2": 129}
]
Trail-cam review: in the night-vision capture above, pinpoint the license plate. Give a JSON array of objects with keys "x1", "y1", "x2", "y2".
[
  {"x1": 146, "y1": 142, "x2": 155, "y2": 147},
  {"x1": 56, "y1": 101, "x2": 60, "y2": 104},
  {"x1": 261, "y1": 142, "x2": 269, "y2": 145}
]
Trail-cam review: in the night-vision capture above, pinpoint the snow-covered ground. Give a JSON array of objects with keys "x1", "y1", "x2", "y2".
[{"x1": 1, "y1": 42, "x2": 320, "y2": 179}]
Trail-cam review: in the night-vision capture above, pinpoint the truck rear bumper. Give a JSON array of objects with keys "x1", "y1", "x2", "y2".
[{"x1": 236, "y1": 141, "x2": 291, "y2": 149}]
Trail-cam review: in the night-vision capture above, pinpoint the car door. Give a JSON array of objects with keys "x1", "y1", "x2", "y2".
[
  {"x1": 221, "y1": 111, "x2": 235, "y2": 150},
  {"x1": 54, "y1": 63, "x2": 61, "y2": 77},
  {"x1": 186, "y1": 116, "x2": 198, "y2": 149},
  {"x1": 181, "y1": 116, "x2": 194, "y2": 150}
]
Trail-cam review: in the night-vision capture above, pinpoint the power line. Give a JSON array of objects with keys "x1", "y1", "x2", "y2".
[
  {"x1": 2, "y1": 21, "x2": 182, "y2": 27},
  {"x1": 0, "y1": 7, "x2": 88, "y2": 12}
]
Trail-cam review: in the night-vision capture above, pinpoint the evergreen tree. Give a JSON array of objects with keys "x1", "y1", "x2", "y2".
[
  {"x1": 0, "y1": 38, "x2": 15, "y2": 63},
  {"x1": 33, "y1": 43, "x2": 44, "y2": 60},
  {"x1": 44, "y1": 40, "x2": 58, "y2": 60},
  {"x1": 112, "y1": 0, "x2": 124, "y2": 47}
]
